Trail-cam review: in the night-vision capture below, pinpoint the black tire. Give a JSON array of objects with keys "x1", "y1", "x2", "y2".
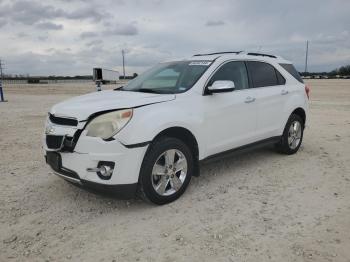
[
  {"x1": 275, "y1": 114, "x2": 304, "y2": 155},
  {"x1": 137, "y1": 137, "x2": 194, "y2": 205}
]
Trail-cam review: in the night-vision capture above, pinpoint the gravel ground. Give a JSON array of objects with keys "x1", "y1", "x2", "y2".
[{"x1": 0, "y1": 80, "x2": 350, "y2": 262}]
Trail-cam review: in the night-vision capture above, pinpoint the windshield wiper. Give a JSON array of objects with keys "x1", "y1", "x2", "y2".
[
  {"x1": 113, "y1": 86, "x2": 124, "y2": 91},
  {"x1": 133, "y1": 88, "x2": 160, "y2": 94}
]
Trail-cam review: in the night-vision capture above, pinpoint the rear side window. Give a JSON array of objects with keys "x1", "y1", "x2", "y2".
[
  {"x1": 276, "y1": 70, "x2": 286, "y2": 85},
  {"x1": 209, "y1": 61, "x2": 249, "y2": 90},
  {"x1": 246, "y1": 61, "x2": 284, "y2": 88},
  {"x1": 279, "y1": 63, "x2": 304, "y2": 83}
]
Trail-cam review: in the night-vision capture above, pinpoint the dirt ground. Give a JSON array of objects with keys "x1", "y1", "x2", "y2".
[{"x1": 1, "y1": 80, "x2": 350, "y2": 262}]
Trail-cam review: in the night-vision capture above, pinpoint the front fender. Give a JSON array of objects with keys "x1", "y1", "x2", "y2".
[{"x1": 115, "y1": 100, "x2": 205, "y2": 156}]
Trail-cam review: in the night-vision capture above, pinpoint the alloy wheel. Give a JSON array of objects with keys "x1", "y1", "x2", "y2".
[
  {"x1": 288, "y1": 121, "x2": 302, "y2": 150},
  {"x1": 151, "y1": 149, "x2": 188, "y2": 196}
]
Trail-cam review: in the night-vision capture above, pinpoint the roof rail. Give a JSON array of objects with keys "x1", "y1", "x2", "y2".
[
  {"x1": 193, "y1": 51, "x2": 242, "y2": 56},
  {"x1": 246, "y1": 52, "x2": 277, "y2": 58}
]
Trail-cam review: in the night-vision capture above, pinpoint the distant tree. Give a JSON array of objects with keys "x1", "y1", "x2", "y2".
[
  {"x1": 338, "y1": 65, "x2": 350, "y2": 75},
  {"x1": 329, "y1": 70, "x2": 337, "y2": 76}
]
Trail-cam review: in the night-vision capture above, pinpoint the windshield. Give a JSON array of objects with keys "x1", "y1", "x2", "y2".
[{"x1": 121, "y1": 61, "x2": 212, "y2": 94}]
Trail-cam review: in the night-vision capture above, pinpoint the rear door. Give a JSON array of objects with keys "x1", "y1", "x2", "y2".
[
  {"x1": 202, "y1": 61, "x2": 257, "y2": 156},
  {"x1": 246, "y1": 61, "x2": 287, "y2": 140}
]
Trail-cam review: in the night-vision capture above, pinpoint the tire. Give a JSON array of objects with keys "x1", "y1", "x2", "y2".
[
  {"x1": 275, "y1": 114, "x2": 304, "y2": 155},
  {"x1": 137, "y1": 137, "x2": 194, "y2": 205}
]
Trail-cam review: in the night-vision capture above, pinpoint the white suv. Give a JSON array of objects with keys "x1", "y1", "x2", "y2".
[{"x1": 44, "y1": 51, "x2": 309, "y2": 204}]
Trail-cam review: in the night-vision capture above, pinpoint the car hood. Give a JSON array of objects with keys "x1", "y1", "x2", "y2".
[{"x1": 50, "y1": 90, "x2": 175, "y2": 121}]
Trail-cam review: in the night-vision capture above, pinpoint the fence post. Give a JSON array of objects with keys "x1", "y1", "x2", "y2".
[{"x1": 0, "y1": 59, "x2": 7, "y2": 102}]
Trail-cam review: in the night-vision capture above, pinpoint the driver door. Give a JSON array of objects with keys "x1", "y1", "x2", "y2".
[{"x1": 202, "y1": 61, "x2": 257, "y2": 157}]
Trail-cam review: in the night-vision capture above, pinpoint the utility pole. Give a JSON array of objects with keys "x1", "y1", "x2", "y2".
[
  {"x1": 304, "y1": 40, "x2": 309, "y2": 73},
  {"x1": 0, "y1": 59, "x2": 7, "y2": 102},
  {"x1": 121, "y1": 49, "x2": 126, "y2": 79}
]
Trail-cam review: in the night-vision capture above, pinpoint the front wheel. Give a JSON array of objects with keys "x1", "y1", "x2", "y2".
[
  {"x1": 276, "y1": 114, "x2": 304, "y2": 155},
  {"x1": 138, "y1": 137, "x2": 194, "y2": 205}
]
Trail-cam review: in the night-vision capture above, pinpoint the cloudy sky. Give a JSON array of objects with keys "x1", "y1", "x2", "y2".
[{"x1": 0, "y1": 0, "x2": 349, "y2": 76}]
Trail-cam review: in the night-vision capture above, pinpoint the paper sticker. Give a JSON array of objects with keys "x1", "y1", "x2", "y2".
[{"x1": 189, "y1": 61, "x2": 212, "y2": 66}]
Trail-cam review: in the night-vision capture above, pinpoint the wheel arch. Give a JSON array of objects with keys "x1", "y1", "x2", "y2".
[
  {"x1": 291, "y1": 107, "x2": 306, "y2": 125},
  {"x1": 151, "y1": 126, "x2": 200, "y2": 177}
]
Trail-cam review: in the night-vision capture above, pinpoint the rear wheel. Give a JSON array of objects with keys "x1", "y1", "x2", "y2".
[
  {"x1": 138, "y1": 137, "x2": 193, "y2": 205},
  {"x1": 276, "y1": 114, "x2": 304, "y2": 155}
]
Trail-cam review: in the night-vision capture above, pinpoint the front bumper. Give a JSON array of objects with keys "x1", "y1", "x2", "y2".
[
  {"x1": 44, "y1": 126, "x2": 149, "y2": 197},
  {"x1": 50, "y1": 167, "x2": 138, "y2": 199}
]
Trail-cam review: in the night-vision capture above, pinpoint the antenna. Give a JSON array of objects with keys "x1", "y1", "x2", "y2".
[
  {"x1": 121, "y1": 49, "x2": 126, "y2": 79},
  {"x1": 0, "y1": 59, "x2": 7, "y2": 102},
  {"x1": 304, "y1": 40, "x2": 309, "y2": 73}
]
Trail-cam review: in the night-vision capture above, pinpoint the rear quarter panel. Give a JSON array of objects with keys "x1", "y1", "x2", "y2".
[
  {"x1": 280, "y1": 82, "x2": 309, "y2": 134},
  {"x1": 274, "y1": 62, "x2": 309, "y2": 134}
]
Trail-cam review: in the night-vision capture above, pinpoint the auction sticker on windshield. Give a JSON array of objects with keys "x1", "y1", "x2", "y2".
[{"x1": 189, "y1": 61, "x2": 212, "y2": 66}]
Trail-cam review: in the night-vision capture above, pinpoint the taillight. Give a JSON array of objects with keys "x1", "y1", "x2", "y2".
[{"x1": 305, "y1": 85, "x2": 310, "y2": 99}]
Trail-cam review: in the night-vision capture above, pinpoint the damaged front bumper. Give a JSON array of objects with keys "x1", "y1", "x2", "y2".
[{"x1": 43, "y1": 117, "x2": 148, "y2": 198}]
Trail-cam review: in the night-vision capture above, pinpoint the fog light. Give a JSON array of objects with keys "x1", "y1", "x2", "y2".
[
  {"x1": 99, "y1": 165, "x2": 112, "y2": 177},
  {"x1": 87, "y1": 161, "x2": 115, "y2": 180}
]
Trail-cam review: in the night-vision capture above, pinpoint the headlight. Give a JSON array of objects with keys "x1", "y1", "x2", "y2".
[{"x1": 85, "y1": 109, "x2": 133, "y2": 139}]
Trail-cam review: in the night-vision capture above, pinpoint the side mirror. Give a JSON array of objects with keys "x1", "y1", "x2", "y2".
[{"x1": 207, "y1": 80, "x2": 235, "y2": 94}]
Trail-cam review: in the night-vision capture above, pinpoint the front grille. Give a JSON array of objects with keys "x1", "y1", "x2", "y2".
[
  {"x1": 46, "y1": 135, "x2": 64, "y2": 149},
  {"x1": 49, "y1": 114, "x2": 78, "y2": 127}
]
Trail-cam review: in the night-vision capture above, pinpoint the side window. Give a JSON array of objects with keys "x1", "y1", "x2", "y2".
[
  {"x1": 279, "y1": 63, "x2": 304, "y2": 83},
  {"x1": 247, "y1": 61, "x2": 280, "y2": 88},
  {"x1": 209, "y1": 61, "x2": 249, "y2": 90},
  {"x1": 275, "y1": 69, "x2": 286, "y2": 85}
]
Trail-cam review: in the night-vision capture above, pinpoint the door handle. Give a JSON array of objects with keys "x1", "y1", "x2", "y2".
[
  {"x1": 281, "y1": 90, "x2": 289, "y2": 95},
  {"x1": 245, "y1": 96, "x2": 256, "y2": 103}
]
